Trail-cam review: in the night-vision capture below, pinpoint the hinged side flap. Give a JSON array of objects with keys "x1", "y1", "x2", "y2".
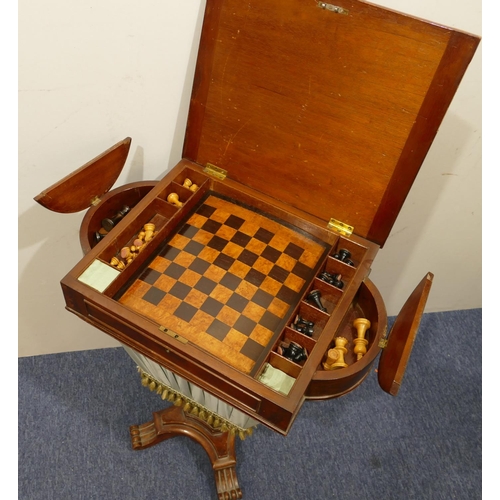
[
  {"x1": 378, "y1": 272, "x2": 433, "y2": 396},
  {"x1": 34, "y1": 137, "x2": 132, "y2": 213}
]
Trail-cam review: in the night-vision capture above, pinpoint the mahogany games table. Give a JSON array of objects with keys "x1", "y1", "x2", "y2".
[{"x1": 35, "y1": 1, "x2": 480, "y2": 498}]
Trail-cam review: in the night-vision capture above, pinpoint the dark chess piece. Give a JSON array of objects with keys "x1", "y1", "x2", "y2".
[
  {"x1": 333, "y1": 248, "x2": 355, "y2": 266},
  {"x1": 307, "y1": 290, "x2": 327, "y2": 312},
  {"x1": 319, "y1": 271, "x2": 334, "y2": 284},
  {"x1": 101, "y1": 205, "x2": 131, "y2": 232},
  {"x1": 291, "y1": 322, "x2": 314, "y2": 337},
  {"x1": 296, "y1": 315, "x2": 314, "y2": 328},
  {"x1": 280, "y1": 342, "x2": 308, "y2": 363},
  {"x1": 292, "y1": 315, "x2": 314, "y2": 336},
  {"x1": 94, "y1": 231, "x2": 105, "y2": 244},
  {"x1": 318, "y1": 271, "x2": 344, "y2": 289},
  {"x1": 331, "y1": 274, "x2": 344, "y2": 289}
]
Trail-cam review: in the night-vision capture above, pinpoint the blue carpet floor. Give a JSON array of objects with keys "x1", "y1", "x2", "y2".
[{"x1": 18, "y1": 309, "x2": 482, "y2": 500}]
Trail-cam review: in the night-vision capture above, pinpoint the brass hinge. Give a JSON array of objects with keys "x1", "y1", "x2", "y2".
[
  {"x1": 378, "y1": 326, "x2": 388, "y2": 348},
  {"x1": 317, "y1": 2, "x2": 349, "y2": 15},
  {"x1": 327, "y1": 218, "x2": 353, "y2": 236},
  {"x1": 90, "y1": 195, "x2": 101, "y2": 206},
  {"x1": 159, "y1": 326, "x2": 188, "y2": 344},
  {"x1": 204, "y1": 163, "x2": 228, "y2": 181},
  {"x1": 378, "y1": 338, "x2": 388, "y2": 349}
]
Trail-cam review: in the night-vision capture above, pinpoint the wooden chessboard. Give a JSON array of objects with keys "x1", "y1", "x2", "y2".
[{"x1": 117, "y1": 194, "x2": 329, "y2": 374}]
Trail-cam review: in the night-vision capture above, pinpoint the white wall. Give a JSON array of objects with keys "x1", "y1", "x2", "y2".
[{"x1": 18, "y1": 0, "x2": 482, "y2": 357}]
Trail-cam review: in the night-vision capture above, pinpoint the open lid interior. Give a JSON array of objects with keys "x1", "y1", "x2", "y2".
[{"x1": 183, "y1": 0, "x2": 480, "y2": 246}]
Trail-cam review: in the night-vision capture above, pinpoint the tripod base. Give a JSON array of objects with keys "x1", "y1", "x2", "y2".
[{"x1": 130, "y1": 405, "x2": 243, "y2": 500}]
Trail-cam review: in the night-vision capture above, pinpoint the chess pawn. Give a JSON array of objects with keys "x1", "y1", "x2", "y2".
[
  {"x1": 133, "y1": 238, "x2": 144, "y2": 252},
  {"x1": 143, "y1": 223, "x2": 156, "y2": 242},
  {"x1": 167, "y1": 192, "x2": 183, "y2": 207},
  {"x1": 110, "y1": 256, "x2": 125, "y2": 270},
  {"x1": 182, "y1": 178, "x2": 193, "y2": 189},
  {"x1": 353, "y1": 318, "x2": 371, "y2": 360},
  {"x1": 189, "y1": 183, "x2": 199, "y2": 192},
  {"x1": 330, "y1": 337, "x2": 349, "y2": 369},
  {"x1": 334, "y1": 248, "x2": 355, "y2": 266}
]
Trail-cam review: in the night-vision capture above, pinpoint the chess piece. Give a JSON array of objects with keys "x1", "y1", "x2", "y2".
[
  {"x1": 292, "y1": 315, "x2": 314, "y2": 336},
  {"x1": 120, "y1": 247, "x2": 131, "y2": 260},
  {"x1": 94, "y1": 231, "x2": 105, "y2": 244},
  {"x1": 296, "y1": 315, "x2": 314, "y2": 328},
  {"x1": 183, "y1": 178, "x2": 199, "y2": 192},
  {"x1": 331, "y1": 273, "x2": 344, "y2": 289},
  {"x1": 167, "y1": 192, "x2": 183, "y2": 207},
  {"x1": 318, "y1": 271, "x2": 344, "y2": 289},
  {"x1": 319, "y1": 271, "x2": 333, "y2": 284},
  {"x1": 328, "y1": 337, "x2": 349, "y2": 369},
  {"x1": 279, "y1": 342, "x2": 308, "y2": 363},
  {"x1": 307, "y1": 290, "x2": 327, "y2": 312},
  {"x1": 333, "y1": 248, "x2": 355, "y2": 266},
  {"x1": 353, "y1": 318, "x2": 371, "y2": 360},
  {"x1": 101, "y1": 205, "x2": 131, "y2": 232},
  {"x1": 143, "y1": 223, "x2": 156, "y2": 242},
  {"x1": 322, "y1": 348, "x2": 340, "y2": 370},
  {"x1": 110, "y1": 256, "x2": 125, "y2": 270}
]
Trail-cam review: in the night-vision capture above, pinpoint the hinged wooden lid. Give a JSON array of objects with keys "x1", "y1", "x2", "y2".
[
  {"x1": 378, "y1": 272, "x2": 433, "y2": 395},
  {"x1": 183, "y1": 0, "x2": 480, "y2": 246},
  {"x1": 34, "y1": 137, "x2": 132, "y2": 213}
]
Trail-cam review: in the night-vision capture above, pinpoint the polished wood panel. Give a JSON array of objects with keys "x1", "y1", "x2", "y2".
[
  {"x1": 35, "y1": 137, "x2": 132, "y2": 213},
  {"x1": 184, "y1": 0, "x2": 480, "y2": 246},
  {"x1": 378, "y1": 272, "x2": 434, "y2": 396}
]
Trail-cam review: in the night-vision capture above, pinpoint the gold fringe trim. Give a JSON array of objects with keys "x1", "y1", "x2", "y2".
[{"x1": 136, "y1": 367, "x2": 256, "y2": 440}]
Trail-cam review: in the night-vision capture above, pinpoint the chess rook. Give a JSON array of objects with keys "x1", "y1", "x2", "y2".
[
  {"x1": 322, "y1": 348, "x2": 339, "y2": 370},
  {"x1": 328, "y1": 337, "x2": 349, "y2": 369}
]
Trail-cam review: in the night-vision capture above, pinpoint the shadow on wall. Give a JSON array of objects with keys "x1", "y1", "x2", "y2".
[
  {"x1": 19, "y1": 0, "x2": 209, "y2": 358},
  {"x1": 19, "y1": 145, "x2": 147, "y2": 357},
  {"x1": 370, "y1": 108, "x2": 480, "y2": 315}
]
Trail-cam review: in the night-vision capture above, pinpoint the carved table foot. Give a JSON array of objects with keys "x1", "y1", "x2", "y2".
[{"x1": 130, "y1": 405, "x2": 243, "y2": 500}]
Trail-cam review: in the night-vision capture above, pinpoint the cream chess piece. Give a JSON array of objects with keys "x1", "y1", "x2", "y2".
[
  {"x1": 167, "y1": 192, "x2": 183, "y2": 207},
  {"x1": 353, "y1": 318, "x2": 370, "y2": 361}
]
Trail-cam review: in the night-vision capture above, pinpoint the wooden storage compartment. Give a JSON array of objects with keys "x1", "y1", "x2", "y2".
[
  {"x1": 304, "y1": 277, "x2": 343, "y2": 314},
  {"x1": 275, "y1": 327, "x2": 317, "y2": 366},
  {"x1": 80, "y1": 181, "x2": 158, "y2": 253},
  {"x1": 173, "y1": 167, "x2": 210, "y2": 191},
  {"x1": 288, "y1": 301, "x2": 330, "y2": 341},
  {"x1": 331, "y1": 238, "x2": 368, "y2": 269},
  {"x1": 306, "y1": 278, "x2": 387, "y2": 400},
  {"x1": 156, "y1": 172, "x2": 211, "y2": 210}
]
